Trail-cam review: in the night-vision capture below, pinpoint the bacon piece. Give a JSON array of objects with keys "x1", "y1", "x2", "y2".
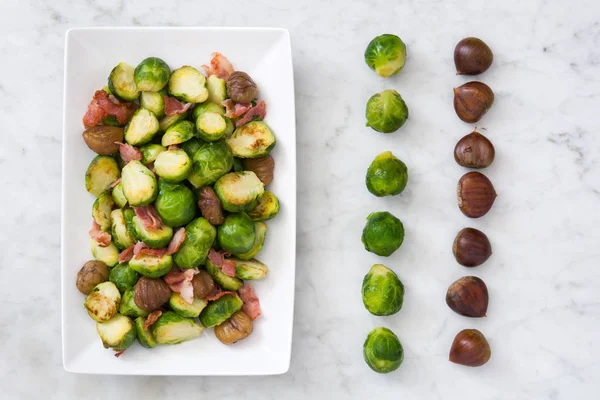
[
  {"x1": 132, "y1": 241, "x2": 167, "y2": 258},
  {"x1": 238, "y1": 284, "x2": 261, "y2": 320},
  {"x1": 83, "y1": 90, "x2": 138, "y2": 128},
  {"x1": 163, "y1": 268, "x2": 199, "y2": 304},
  {"x1": 221, "y1": 99, "x2": 252, "y2": 119},
  {"x1": 163, "y1": 96, "x2": 192, "y2": 116},
  {"x1": 109, "y1": 177, "x2": 122, "y2": 189},
  {"x1": 143, "y1": 310, "x2": 162, "y2": 331},
  {"x1": 89, "y1": 220, "x2": 111, "y2": 247},
  {"x1": 166, "y1": 228, "x2": 186, "y2": 255},
  {"x1": 207, "y1": 249, "x2": 236, "y2": 277},
  {"x1": 167, "y1": 145, "x2": 180, "y2": 151},
  {"x1": 205, "y1": 289, "x2": 236, "y2": 302},
  {"x1": 202, "y1": 52, "x2": 234, "y2": 79},
  {"x1": 118, "y1": 245, "x2": 135, "y2": 263},
  {"x1": 133, "y1": 241, "x2": 148, "y2": 255},
  {"x1": 133, "y1": 206, "x2": 163, "y2": 231},
  {"x1": 115, "y1": 142, "x2": 142, "y2": 163},
  {"x1": 235, "y1": 100, "x2": 267, "y2": 127},
  {"x1": 114, "y1": 349, "x2": 126, "y2": 358},
  {"x1": 147, "y1": 162, "x2": 156, "y2": 175}
]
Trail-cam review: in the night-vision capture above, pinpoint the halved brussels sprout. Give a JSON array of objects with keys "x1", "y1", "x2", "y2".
[
  {"x1": 134, "y1": 57, "x2": 170, "y2": 92},
  {"x1": 217, "y1": 212, "x2": 256, "y2": 254},
  {"x1": 152, "y1": 311, "x2": 203, "y2": 344},
  {"x1": 233, "y1": 258, "x2": 268, "y2": 280},
  {"x1": 366, "y1": 151, "x2": 408, "y2": 197},
  {"x1": 173, "y1": 217, "x2": 216, "y2": 269},
  {"x1": 154, "y1": 149, "x2": 191, "y2": 183},
  {"x1": 364, "y1": 34, "x2": 407, "y2": 78},
  {"x1": 96, "y1": 314, "x2": 137, "y2": 351},
  {"x1": 247, "y1": 191, "x2": 279, "y2": 221},
  {"x1": 84, "y1": 281, "x2": 121, "y2": 322},
  {"x1": 214, "y1": 171, "x2": 265, "y2": 212},
  {"x1": 226, "y1": 121, "x2": 276, "y2": 158},
  {"x1": 168, "y1": 66, "x2": 209, "y2": 103},
  {"x1": 365, "y1": 90, "x2": 409, "y2": 133},
  {"x1": 187, "y1": 140, "x2": 233, "y2": 189},
  {"x1": 90, "y1": 239, "x2": 119, "y2": 267},
  {"x1": 361, "y1": 211, "x2": 405, "y2": 257},
  {"x1": 169, "y1": 292, "x2": 207, "y2": 318},
  {"x1": 92, "y1": 192, "x2": 115, "y2": 231},
  {"x1": 139, "y1": 143, "x2": 166, "y2": 165},
  {"x1": 155, "y1": 180, "x2": 196, "y2": 227},
  {"x1": 109, "y1": 262, "x2": 140, "y2": 294},
  {"x1": 235, "y1": 221, "x2": 266, "y2": 260},
  {"x1": 85, "y1": 156, "x2": 120, "y2": 197},
  {"x1": 119, "y1": 288, "x2": 150, "y2": 318},
  {"x1": 140, "y1": 91, "x2": 166, "y2": 119},
  {"x1": 206, "y1": 75, "x2": 227, "y2": 103},
  {"x1": 362, "y1": 264, "x2": 404, "y2": 316},
  {"x1": 111, "y1": 182, "x2": 128, "y2": 208},
  {"x1": 159, "y1": 111, "x2": 188, "y2": 132},
  {"x1": 121, "y1": 160, "x2": 158, "y2": 206},
  {"x1": 161, "y1": 120, "x2": 195, "y2": 147},
  {"x1": 123, "y1": 208, "x2": 139, "y2": 241},
  {"x1": 180, "y1": 137, "x2": 203, "y2": 157},
  {"x1": 223, "y1": 116, "x2": 235, "y2": 138},
  {"x1": 195, "y1": 111, "x2": 228, "y2": 142},
  {"x1": 363, "y1": 327, "x2": 404, "y2": 373},
  {"x1": 124, "y1": 108, "x2": 160, "y2": 145},
  {"x1": 108, "y1": 62, "x2": 140, "y2": 101},
  {"x1": 192, "y1": 101, "x2": 226, "y2": 121},
  {"x1": 133, "y1": 215, "x2": 173, "y2": 249},
  {"x1": 205, "y1": 258, "x2": 244, "y2": 291},
  {"x1": 129, "y1": 252, "x2": 173, "y2": 278},
  {"x1": 199, "y1": 294, "x2": 243, "y2": 328},
  {"x1": 135, "y1": 316, "x2": 157, "y2": 348},
  {"x1": 111, "y1": 209, "x2": 136, "y2": 250}
]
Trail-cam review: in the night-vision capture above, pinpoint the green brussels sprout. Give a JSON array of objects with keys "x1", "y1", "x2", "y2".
[
  {"x1": 205, "y1": 258, "x2": 244, "y2": 291},
  {"x1": 223, "y1": 117, "x2": 235, "y2": 138},
  {"x1": 111, "y1": 209, "x2": 136, "y2": 250},
  {"x1": 247, "y1": 191, "x2": 279, "y2": 221},
  {"x1": 134, "y1": 57, "x2": 170, "y2": 92},
  {"x1": 199, "y1": 294, "x2": 243, "y2": 328},
  {"x1": 217, "y1": 212, "x2": 256, "y2": 254},
  {"x1": 235, "y1": 221, "x2": 266, "y2": 260},
  {"x1": 363, "y1": 327, "x2": 404, "y2": 373},
  {"x1": 233, "y1": 258, "x2": 268, "y2": 280},
  {"x1": 109, "y1": 262, "x2": 140, "y2": 294},
  {"x1": 154, "y1": 149, "x2": 191, "y2": 183},
  {"x1": 134, "y1": 316, "x2": 157, "y2": 348},
  {"x1": 121, "y1": 160, "x2": 158, "y2": 206},
  {"x1": 133, "y1": 215, "x2": 173, "y2": 248},
  {"x1": 124, "y1": 108, "x2": 160, "y2": 145},
  {"x1": 226, "y1": 121, "x2": 276, "y2": 158},
  {"x1": 108, "y1": 62, "x2": 140, "y2": 102},
  {"x1": 192, "y1": 101, "x2": 226, "y2": 121},
  {"x1": 232, "y1": 157, "x2": 244, "y2": 172},
  {"x1": 214, "y1": 171, "x2": 265, "y2": 212},
  {"x1": 84, "y1": 281, "x2": 121, "y2": 322},
  {"x1": 180, "y1": 137, "x2": 203, "y2": 158},
  {"x1": 361, "y1": 212, "x2": 405, "y2": 257},
  {"x1": 119, "y1": 289, "x2": 150, "y2": 318},
  {"x1": 102, "y1": 115, "x2": 122, "y2": 127},
  {"x1": 129, "y1": 252, "x2": 173, "y2": 278},
  {"x1": 169, "y1": 292, "x2": 207, "y2": 318},
  {"x1": 366, "y1": 151, "x2": 408, "y2": 197},
  {"x1": 90, "y1": 239, "x2": 119, "y2": 267},
  {"x1": 96, "y1": 314, "x2": 137, "y2": 351},
  {"x1": 195, "y1": 111, "x2": 229, "y2": 142},
  {"x1": 92, "y1": 191, "x2": 115, "y2": 231},
  {"x1": 168, "y1": 66, "x2": 209, "y2": 103},
  {"x1": 365, "y1": 90, "x2": 409, "y2": 133},
  {"x1": 187, "y1": 140, "x2": 233, "y2": 189},
  {"x1": 364, "y1": 34, "x2": 407, "y2": 78},
  {"x1": 159, "y1": 111, "x2": 188, "y2": 132},
  {"x1": 154, "y1": 180, "x2": 197, "y2": 227},
  {"x1": 173, "y1": 217, "x2": 216, "y2": 268},
  {"x1": 161, "y1": 120, "x2": 195, "y2": 147},
  {"x1": 362, "y1": 264, "x2": 404, "y2": 316},
  {"x1": 140, "y1": 91, "x2": 166, "y2": 119},
  {"x1": 123, "y1": 208, "x2": 139, "y2": 241},
  {"x1": 152, "y1": 311, "x2": 203, "y2": 344},
  {"x1": 85, "y1": 156, "x2": 120, "y2": 197},
  {"x1": 139, "y1": 143, "x2": 166, "y2": 165},
  {"x1": 111, "y1": 182, "x2": 128, "y2": 208},
  {"x1": 206, "y1": 75, "x2": 227, "y2": 103}
]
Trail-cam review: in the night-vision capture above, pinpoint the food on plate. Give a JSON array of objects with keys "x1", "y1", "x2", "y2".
[
  {"x1": 152, "y1": 311, "x2": 204, "y2": 344},
  {"x1": 361, "y1": 264, "x2": 404, "y2": 316},
  {"x1": 85, "y1": 155, "x2": 121, "y2": 197},
  {"x1": 452, "y1": 227, "x2": 492, "y2": 267},
  {"x1": 97, "y1": 314, "x2": 137, "y2": 352},
  {"x1": 363, "y1": 327, "x2": 404, "y2": 373},
  {"x1": 134, "y1": 57, "x2": 171, "y2": 92},
  {"x1": 84, "y1": 281, "x2": 121, "y2": 322},
  {"x1": 449, "y1": 329, "x2": 491, "y2": 367},
  {"x1": 247, "y1": 191, "x2": 279, "y2": 221},
  {"x1": 454, "y1": 129, "x2": 495, "y2": 169},
  {"x1": 361, "y1": 211, "x2": 405, "y2": 257},
  {"x1": 457, "y1": 171, "x2": 497, "y2": 218},
  {"x1": 154, "y1": 180, "x2": 197, "y2": 227},
  {"x1": 214, "y1": 171, "x2": 264, "y2": 212},
  {"x1": 226, "y1": 71, "x2": 258, "y2": 103},
  {"x1": 226, "y1": 121, "x2": 275, "y2": 158},
  {"x1": 217, "y1": 212, "x2": 256, "y2": 255},
  {"x1": 109, "y1": 262, "x2": 140, "y2": 293},
  {"x1": 187, "y1": 140, "x2": 234, "y2": 188},
  {"x1": 453, "y1": 81, "x2": 494, "y2": 123},
  {"x1": 214, "y1": 310, "x2": 253, "y2": 344},
  {"x1": 365, "y1": 151, "x2": 408, "y2": 197},
  {"x1": 82, "y1": 126, "x2": 124, "y2": 155},
  {"x1": 233, "y1": 259, "x2": 268, "y2": 280},
  {"x1": 446, "y1": 276, "x2": 488, "y2": 318},
  {"x1": 76, "y1": 260, "x2": 110, "y2": 295},
  {"x1": 199, "y1": 293, "x2": 244, "y2": 328},
  {"x1": 454, "y1": 37, "x2": 493, "y2": 75},
  {"x1": 133, "y1": 276, "x2": 172, "y2": 311},
  {"x1": 153, "y1": 148, "x2": 192, "y2": 183},
  {"x1": 242, "y1": 155, "x2": 274, "y2": 186},
  {"x1": 364, "y1": 34, "x2": 407, "y2": 78},
  {"x1": 365, "y1": 89, "x2": 409, "y2": 133}
]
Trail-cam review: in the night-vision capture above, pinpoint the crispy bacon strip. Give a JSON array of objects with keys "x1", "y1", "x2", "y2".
[
  {"x1": 166, "y1": 228, "x2": 186, "y2": 255},
  {"x1": 89, "y1": 220, "x2": 111, "y2": 247},
  {"x1": 114, "y1": 349, "x2": 126, "y2": 358},
  {"x1": 207, "y1": 249, "x2": 236, "y2": 277},
  {"x1": 163, "y1": 96, "x2": 192, "y2": 116},
  {"x1": 118, "y1": 245, "x2": 135, "y2": 263},
  {"x1": 133, "y1": 206, "x2": 163, "y2": 231},
  {"x1": 83, "y1": 90, "x2": 137, "y2": 128},
  {"x1": 205, "y1": 289, "x2": 236, "y2": 302},
  {"x1": 221, "y1": 99, "x2": 252, "y2": 119},
  {"x1": 238, "y1": 284, "x2": 261, "y2": 320},
  {"x1": 132, "y1": 241, "x2": 167, "y2": 259},
  {"x1": 115, "y1": 142, "x2": 142, "y2": 163},
  {"x1": 163, "y1": 268, "x2": 198, "y2": 304},
  {"x1": 109, "y1": 177, "x2": 122, "y2": 189},
  {"x1": 143, "y1": 310, "x2": 162, "y2": 331},
  {"x1": 235, "y1": 100, "x2": 267, "y2": 127},
  {"x1": 201, "y1": 52, "x2": 234, "y2": 79}
]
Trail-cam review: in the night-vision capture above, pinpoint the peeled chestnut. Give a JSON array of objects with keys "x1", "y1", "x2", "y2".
[
  {"x1": 449, "y1": 329, "x2": 491, "y2": 367},
  {"x1": 243, "y1": 155, "x2": 274, "y2": 186},
  {"x1": 454, "y1": 37, "x2": 493, "y2": 75},
  {"x1": 446, "y1": 276, "x2": 488, "y2": 317},
  {"x1": 453, "y1": 82, "x2": 494, "y2": 123},
  {"x1": 454, "y1": 129, "x2": 495, "y2": 168},
  {"x1": 226, "y1": 71, "x2": 258, "y2": 104},
  {"x1": 453, "y1": 227, "x2": 492, "y2": 267},
  {"x1": 457, "y1": 171, "x2": 497, "y2": 218}
]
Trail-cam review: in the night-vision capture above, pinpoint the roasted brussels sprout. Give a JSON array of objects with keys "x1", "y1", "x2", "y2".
[
  {"x1": 161, "y1": 120, "x2": 195, "y2": 147},
  {"x1": 173, "y1": 217, "x2": 216, "y2": 269},
  {"x1": 195, "y1": 111, "x2": 229, "y2": 142},
  {"x1": 109, "y1": 262, "x2": 140, "y2": 294},
  {"x1": 235, "y1": 221, "x2": 266, "y2": 260},
  {"x1": 169, "y1": 292, "x2": 207, "y2": 318},
  {"x1": 121, "y1": 160, "x2": 158, "y2": 206},
  {"x1": 168, "y1": 66, "x2": 208, "y2": 103},
  {"x1": 191, "y1": 270, "x2": 215, "y2": 299},
  {"x1": 233, "y1": 258, "x2": 268, "y2": 280},
  {"x1": 363, "y1": 327, "x2": 404, "y2": 373},
  {"x1": 111, "y1": 182, "x2": 128, "y2": 208},
  {"x1": 247, "y1": 191, "x2": 279, "y2": 221},
  {"x1": 92, "y1": 192, "x2": 115, "y2": 232},
  {"x1": 119, "y1": 288, "x2": 150, "y2": 318},
  {"x1": 108, "y1": 62, "x2": 140, "y2": 101},
  {"x1": 140, "y1": 91, "x2": 166, "y2": 119},
  {"x1": 82, "y1": 126, "x2": 123, "y2": 155},
  {"x1": 197, "y1": 186, "x2": 225, "y2": 226},
  {"x1": 135, "y1": 316, "x2": 157, "y2": 348},
  {"x1": 199, "y1": 293, "x2": 244, "y2": 328},
  {"x1": 366, "y1": 151, "x2": 408, "y2": 197},
  {"x1": 217, "y1": 213, "x2": 256, "y2": 254},
  {"x1": 134, "y1": 57, "x2": 170, "y2": 92},
  {"x1": 152, "y1": 311, "x2": 203, "y2": 344},
  {"x1": 226, "y1": 121, "x2": 276, "y2": 158},
  {"x1": 214, "y1": 310, "x2": 253, "y2": 344},
  {"x1": 226, "y1": 71, "x2": 258, "y2": 103},
  {"x1": 90, "y1": 239, "x2": 119, "y2": 267},
  {"x1": 192, "y1": 102, "x2": 226, "y2": 121},
  {"x1": 242, "y1": 155, "x2": 274, "y2": 186},
  {"x1": 154, "y1": 180, "x2": 196, "y2": 227},
  {"x1": 129, "y1": 252, "x2": 173, "y2": 278},
  {"x1": 124, "y1": 108, "x2": 160, "y2": 145},
  {"x1": 123, "y1": 208, "x2": 139, "y2": 241},
  {"x1": 180, "y1": 137, "x2": 203, "y2": 157},
  {"x1": 76, "y1": 260, "x2": 109, "y2": 295},
  {"x1": 158, "y1": 111, "x2": 188, "y2": 132},
  {"x1": 187, "y1": 140, "x2": 233, "y2": 189},
  {"x1": 362, "y1": 264, "x2": 404, "y2": 316},
  {"x1": 361, "y1": 212, "x2": 405, "y2": 257},
  {"x1": 84, "y1": 281, "x2": 121, "y2": 322},
  {"x1": 365, "y1": 90, "x2": 409, "y2": 133},
  {"x1": 96, "y1": 314, "x2": 137, "y2": 351},
  {"x1": 364, "y1": 34, "x2": 407, "y2": 78},
  {"x1": 111, "y1": 209, "x2": 136, "y2": 249},
  {"x1": 134, "y1": 276, "x2": 172, "y2": 310},
  {"x1": 207, "y1": 75, "x2": 228, "y2": 103},
  {"x1": 139, "y1": 143, "x2": 166, "y2": 165},
  {"x1": 214, "y1": 171, "x2": 265, "y2": 212},
  {"x1": 85, "y1": 155, "x2": 120, "y2": 197},
  {"x1": 154, "y1": 149, "x2": 191, "y2": 183},
  {"x1": 205, "y1": 258, "x2": 244, "y2": 291}
]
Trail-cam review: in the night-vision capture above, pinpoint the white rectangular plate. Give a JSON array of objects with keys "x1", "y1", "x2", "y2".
[{"x1": 62, "y1": 27, "x2": 296, "y2": 375}]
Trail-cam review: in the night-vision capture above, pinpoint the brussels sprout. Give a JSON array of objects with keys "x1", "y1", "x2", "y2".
[
  {"x1": 123, "y1": 208, "x2": 139, "y2": 241},
  {"x1": 214, "y1": 171, "x2": 265, "y2": 212},
  {"x1": 121, "y1": 160, "x2": 158, "y2": 206},
  {"x1": 199, "y1": 294, "x2": 244, "y2": 328},
  {"x1": 129, "y1": 252, "x2": 173, "y2": 278},
  {"x1": 96, "y1": 314, "x2": 137, "y2": 351},
  {"x1": 365, "y1": 90, "x2": 409, "y2": 133},
  {"x1": 226, "y1": 121, "x2": 276, "y2": 158},
  {"x1": 364, "y1": 34, "x2": 407, "y2": 78},
  {"x1": 109, "y1": 262, "x2": 140, "y2": 294},
  {"x1": 140, "y1": 91, "x2": 166, "y2": 119},
  {"x1": 161, "y1": 120, "x2": 195, "y2": 147},
  {"x1": 173, "y1": 218, "x2": 216, "y2": 269},
  {"x1": 363, "y1": 327, "x2": 404, "y2": 373},
  {"x1": 195, "y1": 111, "x2": 228, "y2": 142},
  {"x1": 168, "y1": 66, "x2": 209, "y2": 103},
  {"x1": 187, "y1": 140, "x2": 233, "y2": 188},
  {"x1": 235, "y1": 221, "x2": 266, "y2": 260},
  {"x1": 223, "y1": 116, "x2": 235, "y2": 138},
  {"x1": 154, "y1": 149, "x2": 192, "y2": 183},
  {"x1": 108, "y1": 62, "x2": 140, "y2": 101},
  {"x1": 232, "y1": 157, "x2": 244, "y2": 172},
  {"x1": 84, "y1": 281, "x2": 121, "y2": 322},
  {"x1": 139, "y1": 143, "x2": 166, "y2": 165},
  {"x1": 366, "y1": 151, "x2": 408, "y2": 197},
  {"x1": 206, "y1": 75, "x2": 227, "y2": 103},
  {"x1": 134, "y1": 57, "x2": 170, "y2": 92},
  {"x1": 124, "y1": 108, "x2": 160, "y2": 145},
  {"x1": 134, "y1": 316, "x2": 157, "y2": 348},
  {"x1": 180, "y1": 137, "x2": 203, "y2": 158},
  {"x1": 90, "y1": 239, "x2": 119, "y2": 267},
  {"x1": 361, "y1": 212, "x2": 405, "y2": 257},
  {"x1": 101, "y1": 115, "x2": 122, "y2": 127},
  {"x1": 362, "y1": 264, "x2": 404, "y2": 316},
  {"x1": 159, "y1": 111, "x2": 188, "y2": 132},
  {"x1": 169, "y1": 292, "x2": 207, "y2": 318},
  {"x1": 217, "y1": 212, "x2": 256, "y2": 254},
  {"x1": 154, "y1": 180, "x2": 196, "y2": 227},
  {"x1": 133, "y1": 215, "x2": 173, "y2": 249},
  {"x1": 111, "y1": 182, "x2": 128, "y2": 208},
  {"x1": 247, "y1": 191, "x2": 279, "y2": 221},
  {"x1": 233, "y1": 258, "x2": 268, "y2": 280},
  {"x1": 119, "y1": 288, "x2": 150, "y2": 318},
  {"x1": 92, "y1": 192, "x2": 115, "y2": 231},
  {"x1": 152, "y1": 311, "x2": 203, "y2": 344},
  {"x1": 111, "y1": 209, "x2": 136, "y2": 250},
  {"x1": 192, "y1": 102, "x2": 226, "y2": 121},
  {"x1": 205, "y1": 258, "x2": 244, "y2": 291},
  {"x1": 85, "y1": 156, "x2": 120, "y2": 197}
]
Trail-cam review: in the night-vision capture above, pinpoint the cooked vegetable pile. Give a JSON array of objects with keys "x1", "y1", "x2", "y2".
[{"x1": 77, "y1": 53, "x2": 279, "y2": 356}]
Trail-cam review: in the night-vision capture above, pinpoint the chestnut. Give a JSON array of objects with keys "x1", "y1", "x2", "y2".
[
  {"x1": 453, "y1": 227, "x2": 492, "y2": 267},
  {"x1": 453, "y1": 82, "x2": 494, "y2": 123},
  {"x1": 449, "y1": 329, "x2": 491, "y2": 367},
  {"x1": 457, "y1": 171, "x2": 497, "y2": 218},
  {"x1": 454, "y1": 37, "x2": 494, "y2": 75},
  {"x1": 446, "y1": 276, "x2": 488, "y2": 317},
  {"x1": 454, "y1": 129, "x2": 495, "y2": 169}
]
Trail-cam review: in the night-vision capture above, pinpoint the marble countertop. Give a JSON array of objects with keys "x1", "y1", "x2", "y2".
[{"x1": 2, "y1": 0, "x2": 599, "y2": 398}]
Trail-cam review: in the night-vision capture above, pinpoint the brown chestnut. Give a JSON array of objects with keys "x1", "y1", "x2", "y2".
[
  {"x1": 82, "y1": 125, "x2": 124, "y2": 155},
  {"x1": 449, "y1": 329, "x2": 491, "y2": 367},
  {"x1": 242, "y1": 155, "x2": 274, "y2": 186},
  {"x1": 134, "y1": 276, "x2": 172, "y2": 311},
  {"x1": 454, "y1": 37, "x2": 493, "y2": 75},
  {"x1": 191, "y1": 270, "x2": 215, "y2": 299},
  {"x1": 454, "y1": 129, "x2": 495, "y2": 168},
  {"x1": 76, "y1": 260, "x2": 109, "y2": 294},
  {"x1": 457, "y1": 171, "x2": 497, "y2": 218},
  {"x1": 214, "y1": 310, "x2": 253, "y2": 344},
  {"x1": 453, "y1": 227, "x2": 492, "y2": 267},
  {"x1": 226, "y1": 71, "x2": 258, "y2": 104},
  {"x1": 446, "y1": 276, "x2": 488, "y2": 317},
  {"x1": 453, "y1": 82, "x2": 494, "y2": 123},
  {"x1": 198, "y1": 187, "x2": 225, "y2": 226}
]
